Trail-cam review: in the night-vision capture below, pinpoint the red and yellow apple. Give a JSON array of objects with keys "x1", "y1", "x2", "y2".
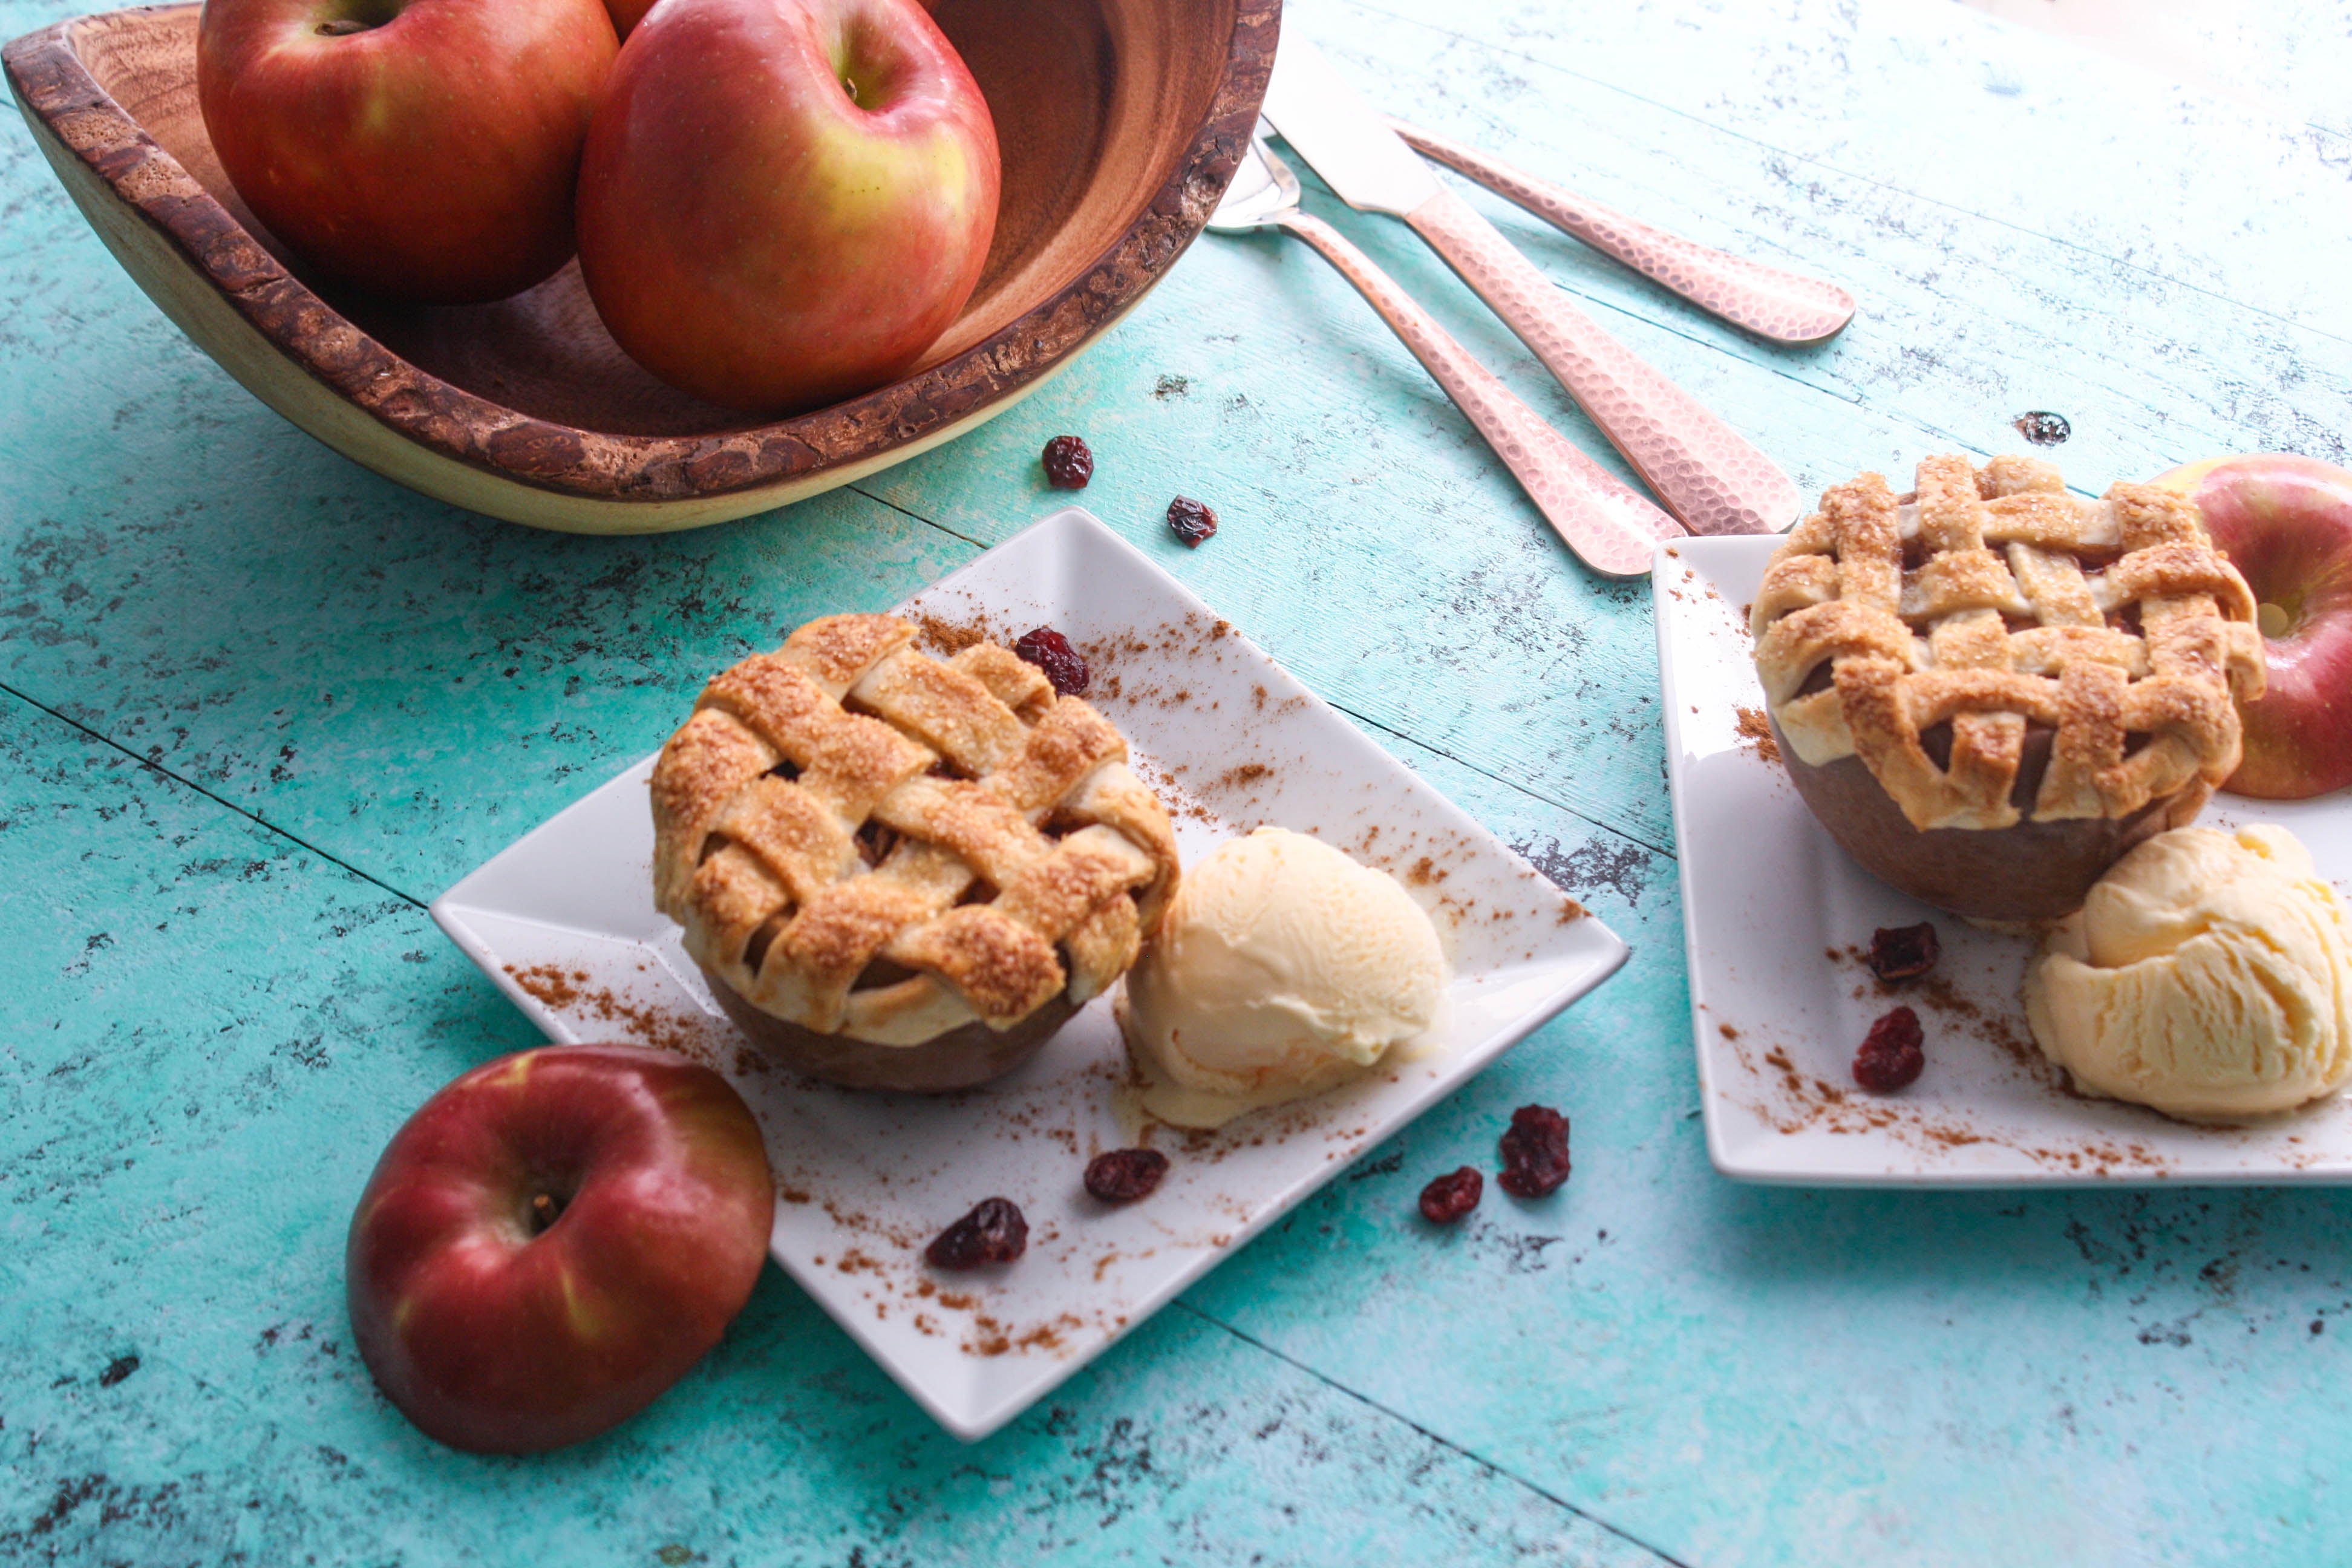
[
  {"x1": 2153, "y1": 454, "x2": 2352, "y2": 800},
  {"x1": 347, "y1": 1045, "x2": 774, "y2": 1453},
  {"x1": 575, "y1": 0, "x2": 1000, "y2": 413},
  {"x1": 197, "y1": 0, "x2": 617, "y2": 304}
]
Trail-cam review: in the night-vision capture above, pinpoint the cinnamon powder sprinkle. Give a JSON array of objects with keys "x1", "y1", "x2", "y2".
[
  {"x1": 910, "y1": 611, "x2": 993, "y2": 653},
  {"x1": 1730, "y1": 959, "x2": 2175, "y2": 1175},
  {"x1": 1733, "y1": 707, "x2": 1781, "y2": 765},
  {"x1": 504, "y1": 964, "x2": 716, "y2": 1063}
]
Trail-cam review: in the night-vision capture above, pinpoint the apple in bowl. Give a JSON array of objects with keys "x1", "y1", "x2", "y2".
[
  {"x1": 347, "y1": 1044, "x2": 773, "y2": 1453},
  {"x1": 197, "y1": 0, "x2": 617, "y2": 304},
  {"x1": 2153, "y1": 454, "x2": 2352, "y2": 800},
  {"x1": 575, "y1": 0, "x2": 1001, "y2": 414}
]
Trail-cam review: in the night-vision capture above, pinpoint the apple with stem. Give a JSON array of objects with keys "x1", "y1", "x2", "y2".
[
  {"x1": 2153, "y1": 452, "x2": 2352, "y2": 799},
  {"x1": 347, "y1": 1045, "x2": 774, "y2": 1453},
  {"x1": 197, "y1": 0, "x2": 617, "y2": 304},
  {"x1": 575, "y1": 0, "x2": 999, "y2": 413}
]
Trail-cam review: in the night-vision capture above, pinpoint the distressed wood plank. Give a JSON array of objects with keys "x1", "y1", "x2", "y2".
[
  {"x1": 0, "y1": 692, "x2": 1677, "y2": 1566},
  {"x1": 1333, "y1": 0, "x2": 2352, "y2": 341},
  {"x1": 1184, "y1": 730, "x2": 2352, "y2": 1568},
  {"x1": 7, "y1": 0, "x2": 2352, "y2": 1561},
  {"x1": 1961, "y1": 0, "x2": 2352, "y2": 140},
  {"x1": 10, "y1": 0, "x2": 2352, "y2": 863}
]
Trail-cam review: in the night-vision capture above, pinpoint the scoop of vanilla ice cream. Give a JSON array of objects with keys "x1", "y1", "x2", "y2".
[
  {"x1": 2024, "y1": 825, "x2": 2352, "y2": 1120},
  {"x1": 1118, "y1": 827, "x2": 1448, "y2": 1128}
]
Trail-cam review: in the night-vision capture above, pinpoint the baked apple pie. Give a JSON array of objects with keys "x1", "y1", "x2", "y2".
[
  {"x1": 1751, "y1": 454, "x2": 2265, "y2": 921},
  {"x1": 651, "y1": 614, "x2": 1180, "y2": 1089}
]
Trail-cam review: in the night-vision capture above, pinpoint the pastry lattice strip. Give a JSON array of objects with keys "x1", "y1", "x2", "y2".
[
  {"x1": 1750, "y1": 455, "x2": 2264, "y2": 830},
  {"x1": 651, "y1": 616, "x2": 1178, "y2": 1044}
]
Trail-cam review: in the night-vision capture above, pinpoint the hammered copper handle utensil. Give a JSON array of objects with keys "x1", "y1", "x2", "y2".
[
  {"x1": 1390, "y1": 117, "x2": 1857, "y2": 346},
  {"x1": 1281, "y1": 210, "x2": 1678, "y2": 577},
  {"x1": 1402, "y1": 185, "x2": 1799, "y2": 537}
]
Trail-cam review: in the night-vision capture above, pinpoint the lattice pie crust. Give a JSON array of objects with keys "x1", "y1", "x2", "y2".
[
  {"x1": 1751, "y1": 455, "x2": 2265, "y2": 831},
  {"x1": 652, "y1": 615, "x2": 1179, "y2": 1047}
]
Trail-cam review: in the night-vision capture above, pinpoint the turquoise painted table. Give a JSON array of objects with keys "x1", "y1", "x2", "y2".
[{"x1": 7, "y1": 0, "x2": 2352, "y2": 1561}]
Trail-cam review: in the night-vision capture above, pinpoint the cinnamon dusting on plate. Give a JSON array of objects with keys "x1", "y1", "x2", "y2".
[
  {"x1": 1733, "y1": 707, "x2": 1781, "y2": 766},
  {"x1": 1736, "y1": 1034, "x2": 2166, "y2": 1174},
  {"x1": 910, "y1": 611, "x2": 995, "y2": 653},
  {"x1": 503, "y1": 963, "x2": 726, "y2": 1066}
]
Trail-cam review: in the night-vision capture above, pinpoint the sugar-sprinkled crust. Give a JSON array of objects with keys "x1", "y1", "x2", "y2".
[
  {"x1": 1751, "y1": 455, "x2": 2265, "y2": 831},
  {"x1": 651, "y1": 615, "x2": 1180, "y2": 1046}
]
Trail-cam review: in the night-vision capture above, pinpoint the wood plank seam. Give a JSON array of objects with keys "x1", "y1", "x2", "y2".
[
  {"x1": 0, "y1": 677, "x2": 426, "y2": 913},
  {"x1": 846, "y1": 481, "x2": 990, "y2": 549},
  {"x1": 1175, "y1": 1299, "x2": 1696, "y2": 1568},
  {"x1": 1338, "y1": 697, "x2": 1677, "y2": 861}
]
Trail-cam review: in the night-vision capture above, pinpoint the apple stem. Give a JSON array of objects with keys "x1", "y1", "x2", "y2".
[
  {"x1": 315, "y1": 18, "x2": 373, "y2": 34},
  {"x1": 841, "y1": 76, "x2": 859, "y2": 103},
  {"x1": 531, "y1": 1192, "x2": 562, "y2": 1233}
]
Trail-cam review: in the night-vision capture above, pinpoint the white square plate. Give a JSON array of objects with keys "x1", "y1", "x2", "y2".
[
  {"x1": 1657, "y1": 535, "x2": 2352, "y2": 1186},
  {"x1": 432, "y1": 508, "x2": 1627, "y2": 1438}
]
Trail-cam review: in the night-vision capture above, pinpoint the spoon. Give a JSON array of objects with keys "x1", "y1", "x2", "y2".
[{"x1": 1388, "y1": 118, "x2": 1857, "y2": 346}]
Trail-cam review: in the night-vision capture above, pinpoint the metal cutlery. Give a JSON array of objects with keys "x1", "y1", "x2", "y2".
[
  {"x1": 1209, "y1": 137, "x2": 1679, "y2": 579},
  {"x1": 1262, "y1": 36, "x2": 1800, "y2": 537},
  {"x1": 1387, "y1": 117, "x2": 1857, "y2": 347}
]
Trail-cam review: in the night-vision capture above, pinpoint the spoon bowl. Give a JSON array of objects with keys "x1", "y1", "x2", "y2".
[{"x1": 1207, "y1": 131, "x2": 1305, "y2": 231}]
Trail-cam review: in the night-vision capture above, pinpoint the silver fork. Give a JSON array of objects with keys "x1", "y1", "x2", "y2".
[{"x1": 1208, "y1": 137, "x2": 1679, "y2": 579}]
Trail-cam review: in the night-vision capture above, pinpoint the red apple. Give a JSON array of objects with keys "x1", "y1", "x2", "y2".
[
  {"x1": 2152, "y1": 453, "x2": 2352, "y2": 799},
  {"x1": 575, "y1": 0, "x2": 1000, "y2": 413},
  {"x1": 197, "y1": 0, "x2": 617, "y2": 304},
  {"x1": 347, "y1": 1044, "x2": 774, "y2": 1453}
]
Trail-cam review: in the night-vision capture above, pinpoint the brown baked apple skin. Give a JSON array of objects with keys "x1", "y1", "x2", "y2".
[
  {"x1": 1767, "y1": 714, "x2": 2205, "y2": 922},
  {"x1": 701, "y1": 966, "x2": 1079, "y2": 1092}
]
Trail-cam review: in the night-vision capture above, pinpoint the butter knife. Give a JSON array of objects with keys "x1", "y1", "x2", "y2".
[{"x1": 1263, "y1": 36, "x2": 1799, "y2": 537}]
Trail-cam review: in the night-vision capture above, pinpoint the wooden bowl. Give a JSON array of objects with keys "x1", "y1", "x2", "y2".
[{"x1": 2, "y1": 0, "x2": 1276, "y2": 533}]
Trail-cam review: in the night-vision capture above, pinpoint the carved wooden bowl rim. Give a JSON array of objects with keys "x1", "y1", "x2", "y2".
[{"x1": 2, "y1": 0, "x2": 1279, "y2": 506}]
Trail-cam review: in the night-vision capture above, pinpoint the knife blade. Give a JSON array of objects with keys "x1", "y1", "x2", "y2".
[
  {"x1": 1260, "y1": 38, "x2": 1437, "y2": 217},
  {"x1": 1263, "y1": 36, "x2": 1799, "y2": 537}
]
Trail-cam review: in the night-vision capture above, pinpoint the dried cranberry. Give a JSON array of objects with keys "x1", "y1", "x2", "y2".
[
  {"x1": 2013, "y1": 411, "x2": 2070, "y2": 446},
  {"x1": 924, "y1": 1197, "x2": 1028, "y2": 1269},
  {"x1": 1013, "y1": 626, "x2": 1089, "y2": 696},
  {"x1": 1042, "y1": 434, "x2": 1094, "y2": 489},
  {"x1": 1496, "y1": 1105, "x2": 1571, "y2": 1198},
  {"x1": 1867, "y1": 922, "x2": 1940, "y2": 984},
  {"x1": 1853, "y1": 1007, "x2": 1926, "y2": 1093},
  {"x1": 1166, "y1": 496, "x2": 1219, "y2": 547},
  {"x1": 1419, "y1": 1166, "x2": 1482, "y2": 1224},
  {"x1": 1083, "y1": 1148, "x2": 1168, "y2": 1204}
]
